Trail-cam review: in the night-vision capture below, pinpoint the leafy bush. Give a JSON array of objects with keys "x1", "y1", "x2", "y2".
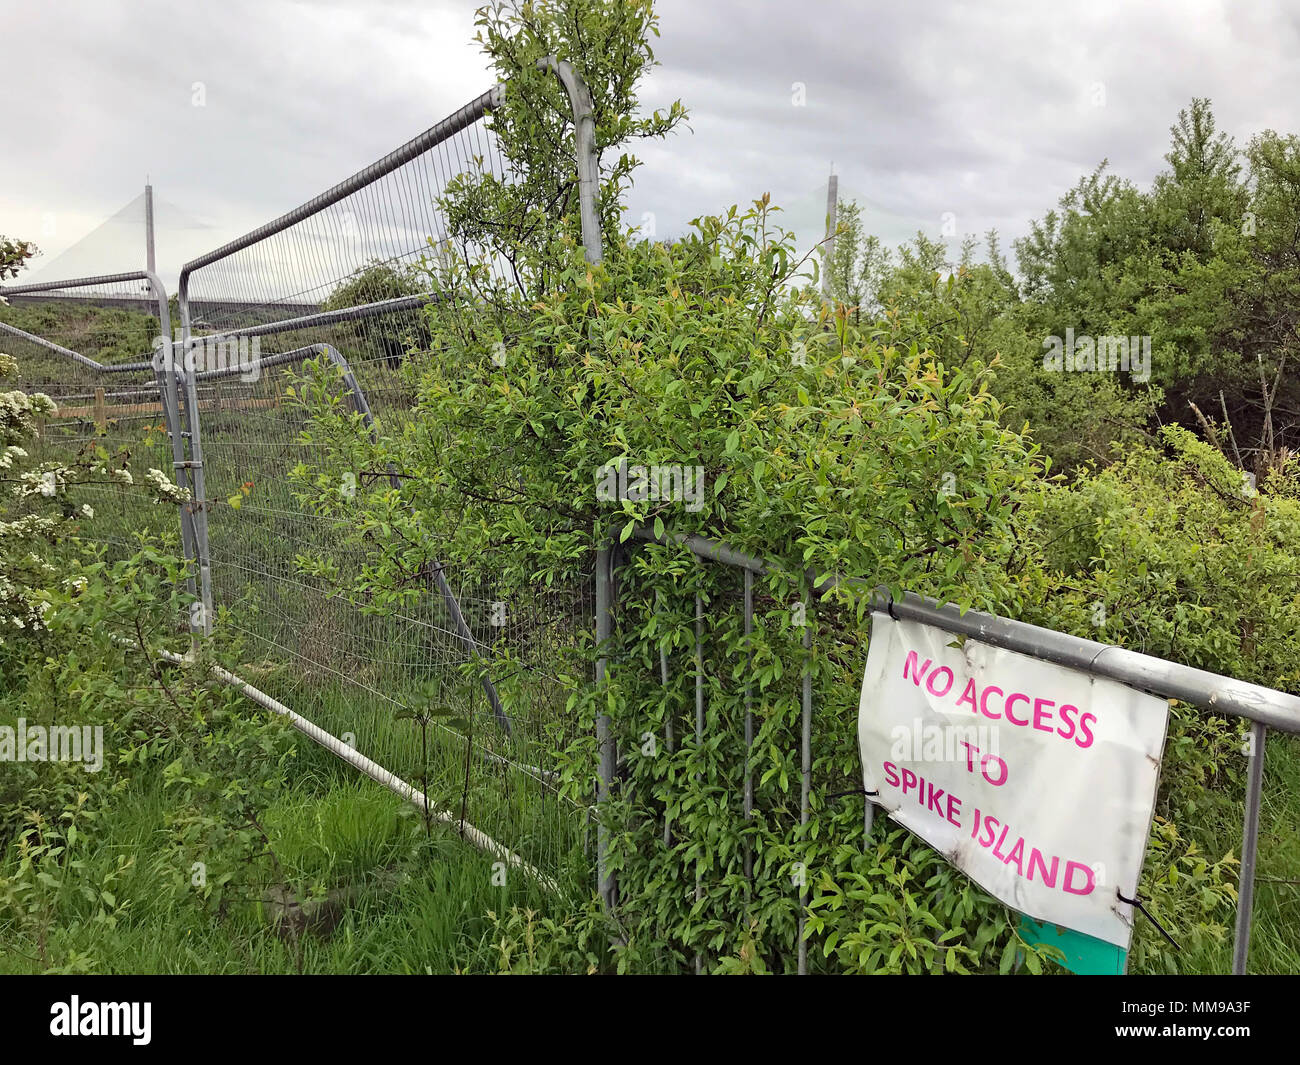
[{"x1": 288, "y1": 200, "x2": 1051, "y2": 971}]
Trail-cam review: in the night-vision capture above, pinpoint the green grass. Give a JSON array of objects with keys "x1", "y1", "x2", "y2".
[
  {"x1": 1199, "y1": 733, "x2": 1300, "y2": 974},
  {"x1": 0, "y1": 714, "x2": 584, "y2": 975}
]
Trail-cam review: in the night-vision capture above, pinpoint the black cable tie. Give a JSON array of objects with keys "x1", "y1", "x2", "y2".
[
  {"x1": 886, "y1": 596, "x2": 900, "y2": 621},
  {"x1": 825, "y1": 787, "x2": 877, "y2": 801},
  {"x1": 1117, "y1": 890, "x2": 1181, "y2": 952}
]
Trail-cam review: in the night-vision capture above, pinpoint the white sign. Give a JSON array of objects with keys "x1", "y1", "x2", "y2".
[{"x1": 858, "y1": 613, "x2": 1169, "y2": 948}]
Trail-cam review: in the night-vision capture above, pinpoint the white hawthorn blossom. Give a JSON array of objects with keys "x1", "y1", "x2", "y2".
[
  {"x1": 145, "y1": 467, "x2": 191, "y2": 503},
  {"x1": 0, "y1": 445, "x2": 27, "y2": 469}
]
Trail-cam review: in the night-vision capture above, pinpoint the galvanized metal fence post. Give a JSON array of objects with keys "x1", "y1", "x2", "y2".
[
  {"x1": 540, "y1": 56, "x2": 603, "y2": 265},
  {"x1": 594, "y1": 543, "x2": 617, "y2": 912},
  {"x1": 551, "y1": 56, "x2": 612, "y2": 908},
  {"x1": 798, "y1": 587, "x2": 812, "y2": 976},
  {"x1": 694, "y1": 581, "x2": 705, "y2": 974},
  {"x1": 1232, "y1": 721, "x2": 1268, "y2": 974},
  {"x1": 660, "y1": 600, "x2": 674, "y2": 848},
  {"x1": 170, "y1": 318, "x2": 214, "y2": 635},
  {"x1": 144, "y1": 274, "x2": 203, "y2": 617},
  {"x1": 743, "y1": 568, "x2": 754, "y2": 880}
]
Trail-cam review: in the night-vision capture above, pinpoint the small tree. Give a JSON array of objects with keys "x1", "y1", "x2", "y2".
[
  {"x1": 321, "y1": 259, "x2": 429, "y2": 370},
  {"x1": 442, "y1": 0, "x2": 687, "y2": 297},
  {"x1": 824, "y1": 200, "x2": 891, "y2": 323}
]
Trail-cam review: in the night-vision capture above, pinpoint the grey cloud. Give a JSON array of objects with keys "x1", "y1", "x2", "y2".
[{"x1": 4, "y1": 0, "x2": 1298, "y2": 286}]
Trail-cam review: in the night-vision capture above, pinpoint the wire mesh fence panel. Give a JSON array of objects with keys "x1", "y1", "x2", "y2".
[
  {"x1": 176, "y1": 87, "x2": 592, "y2": 884},
  {"x1": 0, "y1": 274, "x2": 181, "y2": 560}
]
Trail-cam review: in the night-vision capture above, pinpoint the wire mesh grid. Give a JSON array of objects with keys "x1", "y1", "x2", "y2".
[
  {"x1": 0, "y1": 276, "x2": 179, "y2": 558},
  {"x1": 176, "y1": 91, "x2": 593, "y2": 882}
]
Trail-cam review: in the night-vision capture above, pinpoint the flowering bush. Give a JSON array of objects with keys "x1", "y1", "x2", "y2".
[{"x1": 0, "y1": 351, "x2": 188, "y2": 640}]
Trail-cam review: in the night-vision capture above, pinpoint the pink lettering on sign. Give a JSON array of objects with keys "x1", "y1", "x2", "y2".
[
  {"x1": 1063, "y1": 861, "x2": 1096, "y2": 896},
  {"x1": 958, "y1": 740, "x2": 1007, "y2": 786},
  {"x1": 926, "y1": 667, "x2": 954, "y2": 697},
  {"x1": 897, "y1": 646, "x2": 1098, "y2": 751},
  {"x1": 881, "y1": 762, "x2": 962, "y2": 827},
  {"x1": 903, "y1": 651, "x2": 931, "y2": 686},
  {"x1": 967, "y1": 807, "x2": 1097, "y2": 899}
]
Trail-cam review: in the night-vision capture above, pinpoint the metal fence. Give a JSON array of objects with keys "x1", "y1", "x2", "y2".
[
  {"x1": 173, "y1": 64, "x2": 605, "y2": 885},
  {"x1": 0, "y1": 271, "x2": 190, "y2": 567},
  {"x1": 1, "y1": 61, "x2": 604, "y2": 893},
  {"x1": 592, "y1": 528, "x2": 1300, "y2": 974},
  {"x1": 5, "y1": 58, "x2": 1297, "y2": 976}
]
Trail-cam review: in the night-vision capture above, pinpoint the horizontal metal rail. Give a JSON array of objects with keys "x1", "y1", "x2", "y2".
[
  {"x1": 0, "y1": 270, "x2": 159, "y2": 297},
  {"x1": 873, "y1": 587, "x2": 1300, "y2": 733},
  {"x1": 0, "y1": 269, "x2": 168, "y2": 375},
  {"x1": 632, "y1": 525, "x2": 1300, "y2": 732},
  {"x1": 184, "y1": 293, "x2": 437, "y2": 345},
  {"x1": 0, "y1": 320, "x2": 155, "y2": 374},
  {"x1": 188, "y1": 342, "x2": 358, "y2": 383}
]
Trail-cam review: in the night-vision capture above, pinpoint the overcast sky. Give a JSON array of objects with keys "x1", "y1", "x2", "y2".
[{"x1": 4, "y1": 0, "x2": 1299, "y2": 288}]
